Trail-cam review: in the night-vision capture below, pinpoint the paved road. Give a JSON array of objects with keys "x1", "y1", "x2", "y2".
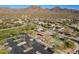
[
  {"x1": 7, "y1": 34, "x2": 54, "y2": 54},
  {"x1": 25, "y1": 40, "x2": 53, "y2": 54},
  {"x1": 7, "y1": 38, "x2": 24, "y2": 54},
  {"x1": 59, "y1": 34, "x2": 79, "y2": 44},
  {"x1": 68, "y1": 37, "x2": 79, "y2": 43}
]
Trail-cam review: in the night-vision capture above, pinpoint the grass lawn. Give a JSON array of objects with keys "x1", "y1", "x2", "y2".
[
  {"x1": 0, "y1": 50, "x2": 8, "y2": 54},
  {"x1": 0, "y1": 23, "x2": 36, "y2": 44}
]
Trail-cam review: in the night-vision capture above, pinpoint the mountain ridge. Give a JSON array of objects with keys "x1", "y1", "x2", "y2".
[{"x1": 0, "y1": 6, "x2": 78, "y2": 14}]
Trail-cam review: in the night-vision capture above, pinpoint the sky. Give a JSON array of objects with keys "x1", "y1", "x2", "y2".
[{"x1": 0, "y1": 5, "x2": 79, "y2": 10}]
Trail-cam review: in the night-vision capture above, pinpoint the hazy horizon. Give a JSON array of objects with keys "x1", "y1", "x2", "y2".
[{"x1": 0, "y1": 5, "x2": 79, "y2": 10}]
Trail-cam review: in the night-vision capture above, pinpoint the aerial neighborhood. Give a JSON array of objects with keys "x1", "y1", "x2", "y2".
[{"x1": 0, "y1": 5, "x2": 79, "y2": 54}]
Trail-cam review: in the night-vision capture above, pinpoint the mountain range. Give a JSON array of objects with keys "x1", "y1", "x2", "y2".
[{"x1": 0, "y1": 6, "x2": 79, "y2": 14}]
